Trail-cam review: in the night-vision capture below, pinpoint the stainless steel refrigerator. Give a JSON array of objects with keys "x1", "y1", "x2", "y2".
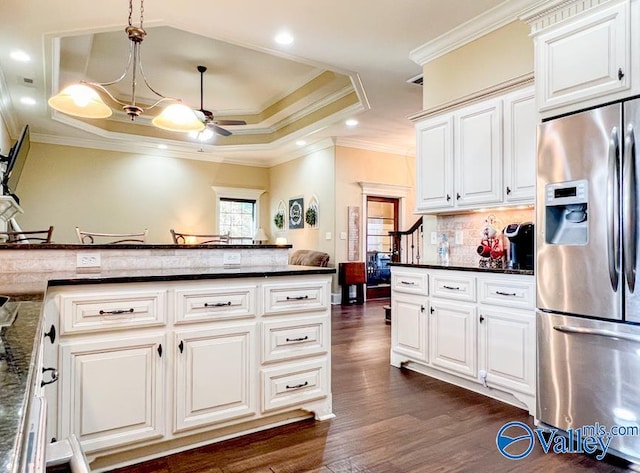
[{"x1": 537, "y1": 97, "x2": 640, "y2": 462}]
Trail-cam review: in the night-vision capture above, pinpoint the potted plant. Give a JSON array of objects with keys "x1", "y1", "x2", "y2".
[
  {"x1": 273, "y1": 211, "x2": 285, "y2": 229},
  {"x1": 305, "y1": 206, "x2": 317, "y2": 227}
]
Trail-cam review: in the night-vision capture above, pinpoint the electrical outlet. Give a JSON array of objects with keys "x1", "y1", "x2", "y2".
[
  {"x1": 340, "y1": 232, "x2": 347, "y2": 240},
  {"x1": 223, "y1": 252, "x2": 241, "y2": 266},
  {"x1": 77, "y1": 253, "x2": 101, "y2": 269},
  {"x1": 430, "y1": 232, "x2": 437, "y2": 244},
  {"x1": 455, "y1": 230, "x2": 464, "y2": 245},
  {"x1": 325, "y1": 232, "x2": 332, "y2": 240}
]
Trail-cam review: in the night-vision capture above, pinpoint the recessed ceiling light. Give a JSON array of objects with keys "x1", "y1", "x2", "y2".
[
  {"x1": 157, "y1": 144, "x2": 168, "y2": 150},
  {"x1": 10, "y1": 50, "x2": 30, "y2": 62},
  {"x1": 296, "y1": 140, "x2": 306, "y2": 146},
  {"x1": 20, "y1": 97, "x2": 36, "y2": 106},
  {"x1": 275, "y1": 31, "x2": 294, "y2": 45},
  {"x1": 345, "y1": 119, "x2": 358, "y2": 127}
]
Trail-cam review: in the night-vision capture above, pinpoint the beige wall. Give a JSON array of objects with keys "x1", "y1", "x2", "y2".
[
  {"x1": 334, "y1": 146, "x2": 424, "y2": 264},
  {"x1": 421, "y1": 21, "x2": 533, "y2": 110},
  {"x1": 268, "y1": 146, "x2": 336, "y2": 262},
  {"x1": 15, "y1": 143, "x2": 270, "y2": 243}
]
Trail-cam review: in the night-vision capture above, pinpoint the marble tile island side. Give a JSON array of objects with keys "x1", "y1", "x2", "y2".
[{"x1": 0, "y1": 245, "x2": 335, "y2": 473}]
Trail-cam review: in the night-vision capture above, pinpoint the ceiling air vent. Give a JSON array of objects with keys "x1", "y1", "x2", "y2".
[{"x1": 407, "y1": 74, "x2": 423, "y2": 86}]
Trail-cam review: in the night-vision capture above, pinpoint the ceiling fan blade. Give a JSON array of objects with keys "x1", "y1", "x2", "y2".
[
  {"x1": 194, "y1": 109, "x2": 206, "y2": 122},
  {"x1": 214, "y1": 119, "x2": 247, "y2": 126},
  {"x1": 211, "y1": 124, "x2": 232, "y2": 137}
]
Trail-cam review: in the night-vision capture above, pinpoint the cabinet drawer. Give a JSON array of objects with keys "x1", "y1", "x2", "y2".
[
  {"x1": 262, "y1": 280, "x2": 329, "y2": 315},
  {"x1": 262, "y1": 315, "x2": 329, "y2": 363},
  {"x1": 261, "y1": 358, "x2": 329, "y2": 412},
  {"x1": 58, "y1": 289, "x2": 167, "y2": 334},
  {"x1": 391, "y1": 270, "x2": 428, "y2": 295},
  {"x1": 478, "y1": 277, "x2": 535, "y2": 309},
  {"x1": 430, "y1": 273, "x2": 476, "y2": 302},
  {"x1": 174, "y1": 284, "x2": 257, "y2": 324}
]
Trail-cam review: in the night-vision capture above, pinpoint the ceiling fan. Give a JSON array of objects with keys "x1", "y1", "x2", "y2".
[{"x1": 193, "y1": 65, "x2": 246, "y2": 137}]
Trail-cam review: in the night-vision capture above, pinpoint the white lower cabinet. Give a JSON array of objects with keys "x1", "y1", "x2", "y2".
[
  {"x1": 390, "y1": 266, "x2": 535, "y2": 414},
  {"x1": 173, "y1": 323, "x2": 256, "y2": 433},
  {"x1": 478, "y1": 305, "x2": 535, "y2": 395},
  {"x1": 429, "y1": 299, "x2": 476, "y2": 378},
  {"x1": 58, "y1": 333, "x2": 166, "y2": 454},
  {"x1": 43, "y1": 274, "x2": 333, "y2": 471},
  {"x1": 391, "y1": 293, "x2": 428, "y2": 362}
]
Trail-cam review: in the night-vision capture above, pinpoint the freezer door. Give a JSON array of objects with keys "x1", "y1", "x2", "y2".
[
  {"x1": 537, "y1": 103, "x2": 622, "y2": 320},
  {"x1": 624, "y1": 98, "x2": 640, "y2": 323},
  {"x1": 538, "y1": 312, "x2": 640, "y2": 461}
]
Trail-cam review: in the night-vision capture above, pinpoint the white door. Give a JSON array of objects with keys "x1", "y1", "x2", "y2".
[
  {"x1": 478, "y1": 306, "x2": 535, "y2": 395},
  {"x1": 503, "y1": 88, "x2": 537, "y2": 203},
  {"x1": 455, "y1": 99, "x2": 503, "y2": 207},
  {"x1": 174, "y1": 323, "x2": 256, "y2": 433},
  {"x1": 391, "y1": 293, "x2": 428, "y2": 362},
  {"x1": 429, "y1": 299, "x2": 477, "y2": 378},
  {"x1": 58, "y1": 334, "x2": 166, "y2": 454},
  {"x1": 415, "y1": 115, "x2": 454, "y2": 211}
]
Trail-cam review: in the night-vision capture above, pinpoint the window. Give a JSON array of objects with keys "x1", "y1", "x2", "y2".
[
  {"x1": 219, "y1": 198, "x2": 255, "y2": 238},
  {"x1": 211, "y1": 186, "x2": 266, "y2": 242}
]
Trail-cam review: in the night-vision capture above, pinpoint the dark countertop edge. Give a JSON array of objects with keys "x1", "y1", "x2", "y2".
[
  {"x1": 0, "y1": 244, "x2": 292, "y2": 250},
  {"x1": 389, "y1": 262, "x2": 534, "y2": 276},
  {"x1": 46, "y1": 266, "x2": 337, "y2": 287}
]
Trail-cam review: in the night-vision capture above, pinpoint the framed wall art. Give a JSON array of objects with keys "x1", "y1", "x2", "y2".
[{"x1": 288, "y1": 197, "x2": 304, "y2": 229}]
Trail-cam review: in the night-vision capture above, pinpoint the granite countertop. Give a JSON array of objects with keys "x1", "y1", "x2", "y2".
[
  {"x1": 0, "y1": 264, "x2": 336, "y2": 472},
  {"x1": 389, "y1": 261, "x2": 534, "y2": 276}
]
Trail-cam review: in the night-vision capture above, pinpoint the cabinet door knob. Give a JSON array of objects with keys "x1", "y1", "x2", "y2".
[
  {"x1": 178, "y1": 340, "x2": 184, "y2": 353},
  {"x1": 420, "y1": 305, "x2": 425, "y2": 313},
  {"x1": 157, "y1": 344, "x2": 163, "y2": 358},
  {"x1": 506, "y1": 186, "x2": 512, "y2": 195},
  {"x1": 456, "y1": 193, "x2": 461, "y2": 201},
  {"x1": 446, "y1": 194, "x2": 451, "y2": 202},
  {"x1": 479, "y1": 315, "x2": 485, "y2": 323},
  {"x1": 44, "y1": 324, "x2": 56, "y2": 344},
  {"x1": 41, "y1": 367, "x2": 59, "y2": 387},
  {"x1": 619, "y1": 68, "x2": 625, "y2": 81},
  {"x1": 430, "y1": 306, "x2": 434, "y2": 314}
]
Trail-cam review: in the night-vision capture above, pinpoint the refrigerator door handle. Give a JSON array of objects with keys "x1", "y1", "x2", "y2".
[
  {"x1": 623, "y1": 124, "x2": 637, "y2": 292},
  {"x1": 553, "y1": 324, "x2": 640, "y2": 343},
  {"x1": 608, "y1": 127, "x2": 621, "y2": 291}
]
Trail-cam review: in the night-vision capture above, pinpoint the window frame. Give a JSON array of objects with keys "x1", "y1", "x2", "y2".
[{"x1": 211, "y1": 186, "x2": 265, "y2": 238}]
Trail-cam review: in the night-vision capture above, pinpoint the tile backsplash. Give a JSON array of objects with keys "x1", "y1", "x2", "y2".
[{"x1": 435, "y1": 208, "x2": 534, "y2": 266}]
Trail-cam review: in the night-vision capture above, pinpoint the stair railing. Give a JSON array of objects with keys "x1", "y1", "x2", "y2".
[{"x1": 390, "y1": 217, "x2": 423, "y2": 264}]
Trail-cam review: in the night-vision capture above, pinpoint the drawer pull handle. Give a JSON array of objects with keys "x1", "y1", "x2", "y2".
[
  {"x1": 44, "y1": 324, "x2": 56, "y2": 344},
  {"x1": 286, "y1": 295, "x2": 309, "y2": 301},
  {"x1": 286, "y1": 381, "x2": 309, "y2": 390},
  {"x1": 443, "y1": 285, "x2": 461, "y2": 291},
  {"x1": 286, "y1": 336, "x2": 309, "y2": 342},
  {"x1": 99, "y1": 308, "x2": 134, "y2": 315},
  {"x1": 495, "y1": 291, "x2": 517, "y2": 297},
  {"x1": 204, "y1": 301, "x2": 232, "y2": 308},
  {"x1": 400, "y1": 281, "x2": 415, "y2": 285},
  {"x1": 41, "y1": 367, "x2": 59, "y2": 387}
]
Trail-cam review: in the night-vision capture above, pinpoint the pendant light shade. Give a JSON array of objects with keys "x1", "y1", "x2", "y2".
[
  {"x1": 152, "y1": 103, "x2": 205, "y2": 133},
  {"x1": 48, "y1": 84, "x2": 112, "y2": 119},
  {"x1": 48, "y1": 0, "x2": 203, "y2": 133}
]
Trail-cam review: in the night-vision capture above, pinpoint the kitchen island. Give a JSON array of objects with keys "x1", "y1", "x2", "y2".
[{"x1": 0, "y1": 245, "x2": 335, "y2": 472}]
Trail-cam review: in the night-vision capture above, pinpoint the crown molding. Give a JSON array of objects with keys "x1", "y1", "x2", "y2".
[
  {"x1": 520, "y1": 0, "x2": 616, "y2": 34},
  {"x1": 409, "y1": 0, "x2": 540, "y2": 66},
  {"x1": 336, "y1": 137, "x2": 415, "y2": 158}
]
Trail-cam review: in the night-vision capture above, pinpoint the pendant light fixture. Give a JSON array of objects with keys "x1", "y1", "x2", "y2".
[{"x1": 48, "y1": 0, "x2": 204, "y2": 133}]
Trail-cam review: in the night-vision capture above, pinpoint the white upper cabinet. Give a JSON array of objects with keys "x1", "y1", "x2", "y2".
[
  {"x1": 415, "y1": 115, "x2": 454, "y2": 211},
  {"x1": 455, "y1": 99, "x2": 503, "y2": 208},
  {"x1": 525, "y1": 0, "x2": 638, "y2": 118},
  {"x1": 414, "y1": 87, "x2": 535, "y2": 213},
  {"x1": 503, "y1": 88, "x2": 537, "y2": 203}
]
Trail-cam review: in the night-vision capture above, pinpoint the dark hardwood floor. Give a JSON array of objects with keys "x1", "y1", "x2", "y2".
[{"x1": 111, "y1": 300, "x2": 634, "y2": 473}]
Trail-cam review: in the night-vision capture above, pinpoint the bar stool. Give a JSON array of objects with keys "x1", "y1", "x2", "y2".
[{"x1": 339, "y1": 262, "x2": 366, "y2": 305}]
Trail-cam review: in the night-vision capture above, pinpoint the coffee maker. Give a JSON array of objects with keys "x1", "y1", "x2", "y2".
[{"x1": 503, "y1": 222, "x2": 534, "y2": 270}]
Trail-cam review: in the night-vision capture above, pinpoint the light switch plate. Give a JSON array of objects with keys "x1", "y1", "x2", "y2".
[
  {"x1": 340, "y1": 232, "x2": 347, "y2": 240},
  {"x1": 325, "y1": 232, "x2": 332, "y2": 240},
  {"x1": 455, "y1": 230, "x2": 464, "y2": 245},
  {"x1": 430, "y1": 232, "x2": 437, "y2": 245}
]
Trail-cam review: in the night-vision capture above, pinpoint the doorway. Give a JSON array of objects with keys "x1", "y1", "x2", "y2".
[{"x1": 366, "y1": 196, "x2": 398, "y2": 299}]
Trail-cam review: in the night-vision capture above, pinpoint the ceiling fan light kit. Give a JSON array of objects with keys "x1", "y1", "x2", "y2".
[{"x1": 48, "y1": 0, "x2": 203, "y2": 133}]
